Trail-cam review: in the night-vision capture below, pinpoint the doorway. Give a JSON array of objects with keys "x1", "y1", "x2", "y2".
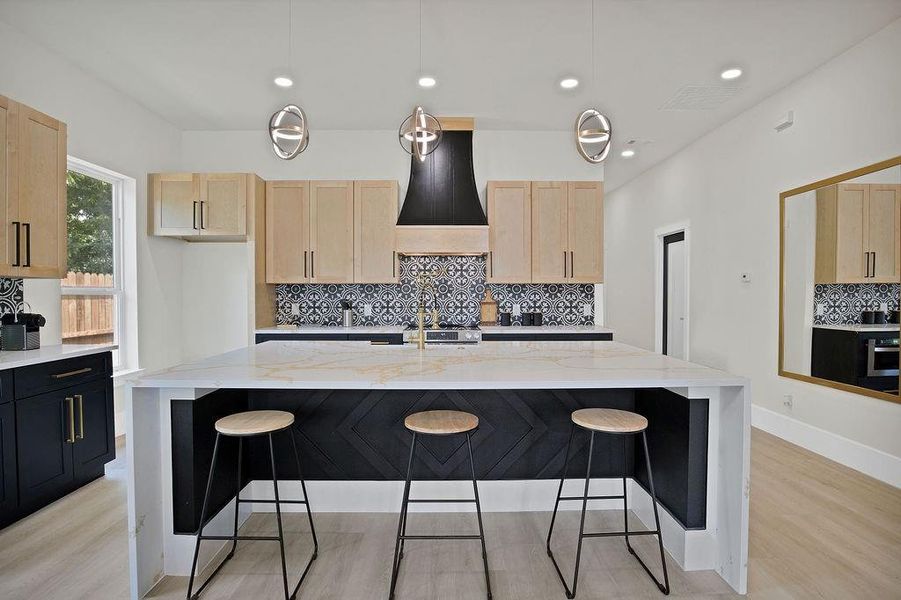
[{"x1": 661, "y1": 231, "x2": 688, "y2": 359}]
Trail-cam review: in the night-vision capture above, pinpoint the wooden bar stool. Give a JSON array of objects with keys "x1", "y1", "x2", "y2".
[
  {"x1": 388, "y1": 410, "x2": 492, "y2": 600},
  {"x1": 546, "y1": 408, "x2": 670, "y2": 598},
  {"x1": 186, "y1": 410, "x2": 318, "y2": 600}
]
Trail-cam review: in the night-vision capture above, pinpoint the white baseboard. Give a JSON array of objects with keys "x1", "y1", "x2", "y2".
[{"x1": 751, "y1": 405, "x2": 901, "y2": 488}]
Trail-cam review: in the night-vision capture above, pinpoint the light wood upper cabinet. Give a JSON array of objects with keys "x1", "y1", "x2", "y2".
[
  {"x1": 816, "y1": 183, "x2": 900, "y2": 284},
  {"x1": 151, "y1": 173, "x2": 199, "y2": 236},
  {"x1": 567, "y1": 181, "x2": 604, "y2": 283},
  {"x1": 0, "y1": 96, "x2": 67, "y2": 279},
  {"x1": 487, "y1": 181, "x2": 531, "y2": 283},
  {"x1": 310, "y1": 180, "x2": 354, "y2": 283},
  {"x1": 531, "y1": 181, "x2": 569, "y2": 283},
  {"x1": 354, "y1": 180, "x2": 398, "y2": 283},
  {"x1": 200, "y1": 173, "x2": 247, "y2": 236},
  {"x1": 150, "y1": 172, "x2": 252, "y2": 240},
  {"x1": 265, "y1": 181, "x2": 309, "y2": 283}
]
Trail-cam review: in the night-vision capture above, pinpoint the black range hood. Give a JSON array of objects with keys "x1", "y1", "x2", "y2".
[{"x1": 396, "y1": 126, "x2": 489, "y2": 255}]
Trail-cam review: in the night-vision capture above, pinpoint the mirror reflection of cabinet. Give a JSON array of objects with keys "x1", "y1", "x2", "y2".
[{"x1": 815, "y1": 183, "x2": 901, "y2": 284}]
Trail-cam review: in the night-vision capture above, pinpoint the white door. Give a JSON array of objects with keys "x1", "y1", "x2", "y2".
[{"x1": 664, "y1": 233, "x2": 687, "y2": 359}]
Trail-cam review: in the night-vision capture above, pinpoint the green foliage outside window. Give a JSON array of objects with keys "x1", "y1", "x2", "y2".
[{"x1": 66, "y1": 171, "x2": 113, "y2": 274}]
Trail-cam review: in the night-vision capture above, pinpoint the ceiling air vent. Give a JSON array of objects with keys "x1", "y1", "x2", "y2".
[{"x1": 659, "y1": 85, "x2": 742, "y2": 111}]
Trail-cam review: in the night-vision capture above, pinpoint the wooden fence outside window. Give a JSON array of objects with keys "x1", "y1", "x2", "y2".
[{"x1": 61, "y1": 272, "x2": 115, "y2": 345}]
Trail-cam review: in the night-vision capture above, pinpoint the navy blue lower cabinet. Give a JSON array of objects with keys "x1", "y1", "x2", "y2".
[
  {"x1": 481, "y1": 332, "x2": 613, "y2": 342},
  {"x1": 256, "y1": 333, "x2": 404, "y2": 345},
  {"x1": 0, "y1": 351, "x2": 115, "y2": 529}
]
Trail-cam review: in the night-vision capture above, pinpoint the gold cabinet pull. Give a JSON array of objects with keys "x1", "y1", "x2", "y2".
[
  {"x1": 51, "y1": 367, "x2": 92, "y2": 379},
  {"x1": 65, "y1": 397, "x2": 75, "y2": 443},
  {"x1": 75, "y1": 394, "x2": 84, "y2": 440}
]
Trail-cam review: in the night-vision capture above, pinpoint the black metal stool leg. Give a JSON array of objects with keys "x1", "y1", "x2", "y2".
[
  {"x1": 638, "y1": 430, "x2": 670, "y2": 595},
  {"x1": 269, "y1": 434, "x2": 291, "y2": 600},
  {"x1": 287, "y1": 427, "x2": 318, "y2": 597},
  {"x1": 569, "y1": 431, "x2": 595, "y2": 599},
  {"x1": 546, "y1": 423, "x2": 576, "y2": 556},
  {"x1": 228, "y1": 437, "x2": 242, "y2": 559},
  {"x1": 388, "y1": 432, "x2": 416, "y2": 600},
  {"x1": 467, "y1": 433, "x2": 493, "y2": 600},
  {"x1": 622, "y1": 435, "x2": 632, "y2": 554},
  {"x1": 186, "y1": 433, "x2": 222, "y2": 600}
]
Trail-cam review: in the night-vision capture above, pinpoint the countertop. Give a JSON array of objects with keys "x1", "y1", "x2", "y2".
[
  {"x1": 255, "y1": 324, "x2": 615, "y2": 335},
  {"x1": 0, "y1": 343, "x2": 117, "y2": 370},
  {"x1": 132, "y1": 339, "x2": 745, "y2": 390},
  {"x1": 813, "y1": 324, "x2": 900, "y2": 333}
]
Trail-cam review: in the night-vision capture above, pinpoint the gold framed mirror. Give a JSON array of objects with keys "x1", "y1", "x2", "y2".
[{"x1": 779, "y1": 156, "x2": 901, "y2": 403}]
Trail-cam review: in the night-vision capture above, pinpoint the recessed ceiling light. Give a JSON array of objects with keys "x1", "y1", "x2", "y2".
[
  {"x1": 560, "y1": 77, "x2": 579, "y2": 89},
  {"x1": 274, "y1": 76, "x2": 293, "y2": 88},
  {"x1": 720, "y1": 68, "x2": 742, "y2": 81},
  {"x1": 418, "y1": 76, "x2": 437, "y2": 88},
  {"x1": 620, "y1": 149, "x2": 635, "y2": 158}
]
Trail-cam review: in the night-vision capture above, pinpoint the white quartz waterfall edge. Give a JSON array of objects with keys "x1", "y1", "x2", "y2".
[{"x1": 125, "y1": 383, "x2": 749, "y2": 598}]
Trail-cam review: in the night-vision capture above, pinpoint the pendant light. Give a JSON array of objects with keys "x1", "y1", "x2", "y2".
[
  {"x1": 574, "y1": 0, "x2": 612, "y2": 164},
  {"x1": 269, "y1": 0, "x2": 309, "y2": 160},
  {"x1": 398, "y1": 0, "x2": 441, "y2": 161}
]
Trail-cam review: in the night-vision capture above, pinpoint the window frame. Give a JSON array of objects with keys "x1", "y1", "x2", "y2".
[{"x1": 62, "y1": 157, "x2": 128, "y2": 370}]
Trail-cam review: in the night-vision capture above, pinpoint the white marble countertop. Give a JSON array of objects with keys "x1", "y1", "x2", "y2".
[
  {"x1": 813, "y1": 324, "x2": 899, "y2": 333},
  {"x1": 0, "y1": 343, "x2": 117, "y2": 370},
  {"x1": 132, "y1": 339, "x2": 745, "y2": 390},
  {"x1": 256, "y1": 324, "x2": 615, "y2": 335}
]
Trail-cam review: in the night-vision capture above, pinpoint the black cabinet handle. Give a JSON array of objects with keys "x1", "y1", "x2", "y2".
[
  {"x1": 392, "y1": 251, "x2": 396, "y2": 278},
  {"x1": 12, "y1": 221, "x2": 20, "y2": 267},
  {"x1": 199, "y1": 201, "x2": 205, "y2": 230},
  {"x1": 23, "y1": 223, "x2": 31, "y2": 267},
  {"x1": 563, "y1": 251, "x2": 567, "y2": 278},
  {"x1": 489, "y1": 251, "x2": 494, "y2": 278},
  {"x1": 570, "y1": 251, "x2": 574, "y2": 278},
  {"x1": 872, "y1": 252, "x2": 876, "y2": 278},
  {"x1": 193, "y1": 201, "x2": 199, "y2": 230},
  {"x1": 304, "y1": 250, "x2": 308, "y2": 278},
  {"x1": 311, "y1": 251, "x2": 315, "y2": 278}
]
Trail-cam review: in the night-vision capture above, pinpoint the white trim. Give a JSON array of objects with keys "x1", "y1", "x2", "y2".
[
  {"x1": 654, "y1": 221, "x2": 690, "y2": 359},
  {"x1": 752, "y1": 404, "x2": 901, "y2": 488}
]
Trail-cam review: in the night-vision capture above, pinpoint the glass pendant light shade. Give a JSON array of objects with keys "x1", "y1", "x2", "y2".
[
  {"x1": 574, "y1": 108, "x2": 612, "y2": 163},
  {"x1": 398, "y1": 106, "x2": 442, "y2": 161},
  {"x1": 269, "y1": 104, "x2": 309, "y2": 160}
]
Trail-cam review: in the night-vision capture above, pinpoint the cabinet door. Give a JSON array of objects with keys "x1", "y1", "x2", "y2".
[
  {"x1": 72, "y1": 379, "x2": 115, "y2": 482},
  {"x1": 16, "y1": 103, "x2": 67, "y2": 278},
  {"x1": 266, "y1": 180, "x2": 309, "y2": 283},
  {"x1": 310, "y1": 180, "x2": 354, "y2": 283},
  {"x1": 866, "y1": 184, "x2": 900, "y2": 283},
  {"x1": 151, "y1": 173, "x2": 200, "y2": 236},
  {"x1": 0, "y1": 402, "x2": 17, "y2": 517},
  {"x1": 531, "y1": 182, "x2": 568, "y2": 283},
  {"x1": 16, "y1": 390, "x2": 75, "y2": 510},
  {"x1": 0, "y1": 96, "x2": 18, "y2": 278},
  {"x1": 834, "y1": 184, "x2": 868, "y2": 283},
  {"x1": 354, "y1": 180, "x2": 398, "y2": 283},
  {"x1": 487, "y1": 181, "x2": 531, "y2": 283},
  {"x1": 567, "y1": 181, "x2": 604, "y2": 283},
  {"x1": 200, "y1": 173, "x2": 247, "y2": 236}
]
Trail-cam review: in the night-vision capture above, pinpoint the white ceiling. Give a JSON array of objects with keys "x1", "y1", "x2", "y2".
[{"x1": 2, "y1": 0, "x2": 899, "y2": 189}]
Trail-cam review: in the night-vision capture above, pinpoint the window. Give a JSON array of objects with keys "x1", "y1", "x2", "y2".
[{"x1": 62, "y1": 158, "x2": 130, "y2": 370}]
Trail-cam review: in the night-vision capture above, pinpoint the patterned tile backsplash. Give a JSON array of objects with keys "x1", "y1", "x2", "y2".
[
  {"x1": 0, "y1": 278, "x2": 23, "y2": 315},
  {"x1": 276, "y1": 255, "x2": 594, "y2": 327},
  {"x1": 814, "y1": 283, "x2": 900, "y2": 325}
]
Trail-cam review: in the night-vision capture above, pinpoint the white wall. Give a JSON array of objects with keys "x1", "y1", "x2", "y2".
[
  {"x1": 179, "y1": 129, "x2": 608, "y2": 359},
  {"x1": 605, "y1": 20, "x2": 901, "y2": 460},
  {"x1": 1, "y1": 20, "x2": 187, "y2": 433}
]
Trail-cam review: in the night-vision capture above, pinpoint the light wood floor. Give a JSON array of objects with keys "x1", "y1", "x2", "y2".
[{"x1": 0, "y1": 430, "x2": 899, "y2": 599}]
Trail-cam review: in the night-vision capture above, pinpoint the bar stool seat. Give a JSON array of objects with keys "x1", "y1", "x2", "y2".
[
  {"x1": 571, "y1": 408, "x2": 647, "y2": 434},
  {"x1": 215, "y1": 410, "x2": 295, "y2": 436},
  {"x1": 404, "y1": 409, "x2": 478, "y2": 435}
]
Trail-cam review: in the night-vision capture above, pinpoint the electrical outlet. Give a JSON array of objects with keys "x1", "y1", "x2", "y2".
[
  {"x1": 512, "y1": 304, "x2": 521, "y2": 316},
  {"x1": 291, "y1": 302, "x2": 301, "y2": 316},
  {"x1": 363, "y1": 303, "x2": 373, "y2": 317},
  {"x1": 783, "y1": 394, "x2": 793, "y2": 411},
  {"x1": 582, "y1": 303, "x2": 592, "y2": 317}
]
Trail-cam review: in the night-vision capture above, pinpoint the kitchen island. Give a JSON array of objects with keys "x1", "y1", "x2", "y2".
[{"x1": 126, "y1": 340, "x2": 749, "y2": 598}]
